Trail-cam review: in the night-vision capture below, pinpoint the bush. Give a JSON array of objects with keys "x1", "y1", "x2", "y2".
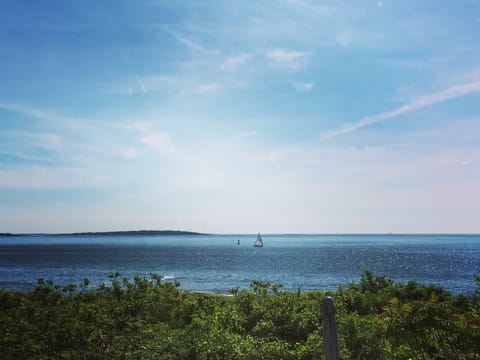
[{"x1": 0, "y1": 270, "x2": 479, "y2": 359}]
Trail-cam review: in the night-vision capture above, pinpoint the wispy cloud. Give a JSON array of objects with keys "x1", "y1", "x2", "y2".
[
  {"x1": 265, "y1": 49, "x2": 306, "y2": 68},
  {"x1": 281, "y1": 0, "x2": 337, "y2": 20},
  {"x1": 118, "y1": 147, "x2": 139, "y2": 159},
  {"x1": 11, "y1": 131, "x2": 62, "y2": 151},
  {"x1": 140, "y1": 75, "x2": 177, "y2": 92},
  {"x1": 141, "y1": 133, "x2": 175, "y2": 155},
  {"x1": 322, "y1": 79, "x2": 480, "y2": 139},
  {"x1": 266, "y1": 49, "x2": 306, "y2": 62},
  {"x1": 196, "y1": 83, "x2": 220, "y2": 94},
  {"x1": 137, "y1": 78, "x2": 147, "y2": 93},
  {"x1": 127, "y1": 74, "x2": 221, "y2": 96},
  {"x1": 293, "y1": 82, "x2": 314, "y2": 91},
  {"x1": 168, "y1": 31, "x2": 218, "y2": 55},
  {"x1": 102, "y1": 77, "x2": 149, "y2": 95},
  {"x1": 221, "y1": 53, "x2": 254, "y2": 71},
  {"x1": 237, "y1": 130, "x2": 258, "y2": 138},
  {"x1": 0, "y1": 101, "x2": 83, "y2": 127},
  {"x1": 0, "y1": 166, "x2": 109, "y2": 189},
  {"x1": 336, "y1": 30, "x2": 353, "y2": 47},
  {"x1": 0, "y1": 150, "x2": 55, "y2": 164},
  {"x1": 0, "y1": 102, "x2": 59, "y2": 123}
]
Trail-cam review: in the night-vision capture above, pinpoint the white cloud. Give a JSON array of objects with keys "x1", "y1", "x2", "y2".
[
  {"x1": 137, "y1": 78, "x2": 147, "y2": 93},
  {"x1": 129, "y1": 121, "x2": 152, "y2": 133},
  {"x1": 237, "y1": 130, "x2": 258, "y2": 138},
  {"x1": 118, "y1": 147, "x2": 139, "y2": 159},
  {"x1": 281, "y1": 0, "x2": 336, "y2": 17},
  {"x1": 221, "y1": 53, "x2": 254, "y2": 71},
  {"x1": 266, "y1": 145, "x2": 303, "y2": 163},
  {"x1": 0, "y1": 166, "x2": 109, "y2": 189},
  {"x1": 0, "y1": 102, "x2": 54, "y2": 122},
  {"x1": 0, "y1": 101, "x2": 83, "y2": 127},
  {"x1": 11, "y1": 131, "x2": 62, "y2": 151},
  {"x1": 196, "y1": 83, "x2": 220, "y2": 94},
  {"x1": 135, "y1": 75, "x2": 221, "y2": 95},
  {"x1": 126, "y1": 121, "x2": 176, "y2": 155},
  {"x1": 168, "y1": 31, "x2": 218, "y2": 55},
  {"x1": 141, "y1": 133, "x2": 175, "y2": 154},
  {"x1": 322, "y1": 79, "x2": 480, "y2": 139},
  {"x1": 293, "y1": 82, "x2": 314, "y2": 91},
  {"x1": 266, "y1": 49, "x2": 306, "y2": 62},
  {"x1": 0, "y1": 149, "x2": 56, "y2": 164},
  {"x1": 265, "y1": 49, "x2": 306, "y2": 68},
  {"x1": 102, "y1": 79, "x2": 146, "y2": 95},
  {"x1": 138, "y1": 75, "x2": 176, "y2": 92},
  {"x1": 336, "y1": 31, "x2": 352, "y2": 47},
  {"x1": 168, "y1": 129, "x2": 480, "y2": 232}
]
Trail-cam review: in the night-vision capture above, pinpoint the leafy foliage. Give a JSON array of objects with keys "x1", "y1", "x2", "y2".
[{"x1": 0, "y1": 270, "x2": 479, "y2": 359}]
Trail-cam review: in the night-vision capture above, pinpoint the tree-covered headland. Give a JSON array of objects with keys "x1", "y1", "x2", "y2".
[{"x1": 1, "y1": 270, "x2": 479, "y2": 359}]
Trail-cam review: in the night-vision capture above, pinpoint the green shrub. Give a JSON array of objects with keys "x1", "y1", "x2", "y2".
[{"x1": 0, "y1": 271, "x2": 479, "y2": 359}]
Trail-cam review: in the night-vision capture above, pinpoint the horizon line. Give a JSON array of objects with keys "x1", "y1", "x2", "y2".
[{"x1": 2, "y1": 230, "x2": 479, "y2": 236}]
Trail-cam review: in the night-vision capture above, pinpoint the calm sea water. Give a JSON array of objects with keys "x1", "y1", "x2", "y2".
[{"x1": 1, "y1": 234, "x2": 479, "y2": 295}]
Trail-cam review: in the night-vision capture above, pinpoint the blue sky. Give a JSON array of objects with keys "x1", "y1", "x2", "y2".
[{"x1": 1, "y1": 0, "x2": 479, "y2": 233}]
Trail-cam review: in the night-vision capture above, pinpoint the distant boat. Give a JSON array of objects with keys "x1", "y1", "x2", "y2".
[{"x1": 253, "y1": 233, "x2": 264, "y2": 247}]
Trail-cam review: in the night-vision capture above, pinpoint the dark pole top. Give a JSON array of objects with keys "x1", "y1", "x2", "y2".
[{"x1": 321, "y1": 296, "x2": 336, "y2": 315}]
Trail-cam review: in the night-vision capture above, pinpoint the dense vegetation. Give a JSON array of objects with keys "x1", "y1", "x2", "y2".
[{"x1": 1, "y1": 270, "x2": 479, "y2": 359}]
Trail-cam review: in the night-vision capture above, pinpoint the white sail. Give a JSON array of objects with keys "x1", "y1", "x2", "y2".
[{"x1": 253, "y1": 233, "x2": 263, "y2": 247}]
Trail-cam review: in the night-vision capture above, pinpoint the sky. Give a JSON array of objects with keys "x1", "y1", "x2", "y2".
[{"x1": 1, "y1": 0, "x2": 480, "y2": 234}]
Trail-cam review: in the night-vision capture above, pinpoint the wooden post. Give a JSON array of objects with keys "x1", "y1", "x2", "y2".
[{"x1": 321, "y1": 296, "x2": 340, "y2": 360}]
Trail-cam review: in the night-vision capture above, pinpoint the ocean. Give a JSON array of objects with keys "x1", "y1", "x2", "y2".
[{"x1": 1, "y1": 234, "x2": 479, "y2": 295}]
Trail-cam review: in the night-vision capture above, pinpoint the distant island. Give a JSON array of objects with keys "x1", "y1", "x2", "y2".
[
  {"x1": 63, "y1": 230, "x2": 207, "y2": 236},
  {"x1": 1, "y1": 230, "x2": 207, "y2": 236}
]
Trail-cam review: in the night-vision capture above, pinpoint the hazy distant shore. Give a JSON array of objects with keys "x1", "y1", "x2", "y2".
[{"x1": 0, "y1": 230, "x2": 207, "y2": 237}]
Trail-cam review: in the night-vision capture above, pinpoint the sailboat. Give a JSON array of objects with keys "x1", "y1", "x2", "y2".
[{"x1": 253, "y1": 233, "x2": 264, "y2": 247}]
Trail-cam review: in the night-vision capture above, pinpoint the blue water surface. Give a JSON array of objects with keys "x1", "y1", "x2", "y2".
[{"x1": 0, "y1": 234, "x2": 479, "y2": 294}]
